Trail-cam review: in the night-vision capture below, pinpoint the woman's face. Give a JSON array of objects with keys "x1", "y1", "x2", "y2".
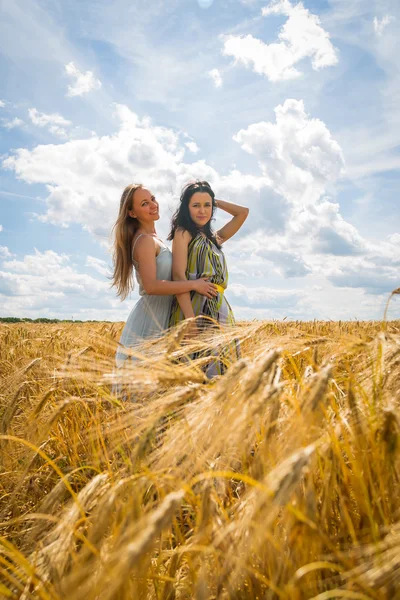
[
  {"x1": 129, "y1": 188, "x2": 159, "y2": 223},
  {"x1": 188, "y1": 192, "x2": 213, "y2": 228}
]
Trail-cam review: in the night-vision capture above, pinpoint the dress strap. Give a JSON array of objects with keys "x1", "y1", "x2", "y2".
[
  {"x1": 132, "y1": 233, "x2": 145, "y2": 261},
  {"x1": 132, "y1": 234, "x2": 167, "y2": 263},
  {"x1": 157, "y1": 237, "x2": 168, "y2": 249}
]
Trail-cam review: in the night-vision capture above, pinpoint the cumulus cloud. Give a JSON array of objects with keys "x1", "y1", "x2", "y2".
[
  {"x1": 28, "y1": 108, "x2": 72, "y2": 138},
  {"x1": 216, "y1": 171, "x2": 290, "y2": 235},
  {"x1": 208, "y1": 68, "x2": 223, "y2": 87},
  {"x1": 327, "y1": 261, "x2": 399, "y2": 295},
  {"x1": 233, "y1": 99, "x2": 344, "y2": 205},
  {"x1": 1, "y1": 117, "x2": 24, "y2": 130},
  {"x1": 1, "y1": 100, "x2": 356, "y2": 284},
  {"x1": 388, "y1": 233, "x2": 400, "y2": 245},
  {"x1": 225, "y1": 229, "x2": 310, "y2": 281},
  {"x1": 185, "y1": 141, "x2": 200, "y2": 153},
  {"x1": 4, "y1": 99, "x2": 395, "y2": 317},
  {"x1": 289, "y1": 200, "x2": 367, "y2": 256},
  {"x1": 65, "y1": 62, "x2": 102, "y2": 97},
  {"x1": 373, "y1": 15, "x2": 394, "y2": 36},
  {"x1": 85, "y1": 255, "x2": 111, "y2": 277},
  {"x1": 314, "y1": 226, "x2": 364, "y2": 256},
  {"x1": 229, "y1": 282, "x2": 303, "y2": 308},
  {"x1": 0, "y1": 249, "x2": 126, "y2": 320},
  {"x1": 222, "y1": 0, "x2": 338, "y2": 82},
  {"x1": 256, "y1": 245, "x2": 311, "y2": 277},
  {"x1": 299, "y1": 230, "x2": 400, "y2": 298},
  {"x1": 2, "y1": 104, "x2": 199, "y2": 238},
  {"x1": 0, "y1": 247, "x2": 12, "y2": 259},
  {"x1": 3, "y1": 249, "x2": 71, "y2": 276}
]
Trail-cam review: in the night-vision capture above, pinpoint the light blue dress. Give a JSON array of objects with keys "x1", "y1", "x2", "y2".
[{"x1": 115, "y1": 235, "x2": 173, "y2": 367}]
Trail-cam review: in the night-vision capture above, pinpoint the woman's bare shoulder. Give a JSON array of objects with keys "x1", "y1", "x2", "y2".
[
  {"x1": 174, "y1": 227, "x2": 193, "y2": 242},
  {"x1": 133, "y1": 233, "x2": 156, "y2": 247},
  {"x1": 133, "y1": 234, "x2": 158, "y2": 260}
]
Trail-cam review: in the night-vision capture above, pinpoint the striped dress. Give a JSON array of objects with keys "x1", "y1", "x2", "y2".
[{"x1": 169, "y1": 232, "x2": 239, "y2": 377}]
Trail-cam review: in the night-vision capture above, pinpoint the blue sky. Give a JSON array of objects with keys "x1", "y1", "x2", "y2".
[{"x1": 0, "y1": 0, "x2": 399, "y2": 320}]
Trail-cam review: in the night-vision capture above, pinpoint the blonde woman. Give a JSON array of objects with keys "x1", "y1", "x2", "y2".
[{"x1": 112, "y1": 184, "x2": 217, "y2": 366}]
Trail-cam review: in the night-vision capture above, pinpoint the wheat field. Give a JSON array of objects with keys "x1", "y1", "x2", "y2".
[{"x1": 1, "y1": 315, "x2": 400, "y2": 599}]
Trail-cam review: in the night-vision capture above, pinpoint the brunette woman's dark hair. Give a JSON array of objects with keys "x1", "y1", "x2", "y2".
[{"x1": 167, "y1": 180, "x2": 221, "y2": 248}]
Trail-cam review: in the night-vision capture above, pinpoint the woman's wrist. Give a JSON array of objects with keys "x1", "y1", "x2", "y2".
[{"x1": 191, "y1": 280, "x2": 204, "y2": 293}]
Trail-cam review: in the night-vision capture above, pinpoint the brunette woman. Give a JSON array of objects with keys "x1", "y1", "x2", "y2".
[{"x1": 168, "y1": 181, "x2": 249, "y2": 377}]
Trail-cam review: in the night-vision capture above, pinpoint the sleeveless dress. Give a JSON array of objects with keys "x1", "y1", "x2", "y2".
[
  {"x1": 169, "y1": 232, "x2": 239, "y2": 378},
  {"x1": 116, "y1": 235, "x2": 173, "y2": 367}
]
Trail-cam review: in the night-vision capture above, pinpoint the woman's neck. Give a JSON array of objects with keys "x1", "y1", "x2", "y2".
[{"x1": 137, "y1": 225, "x2": 157, "y2": 235}]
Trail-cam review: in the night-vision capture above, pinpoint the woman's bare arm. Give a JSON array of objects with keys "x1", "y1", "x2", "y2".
[
  {"x1": 135, "y1": 235, "x2": 216, "y2": 298},
  {"x1": 215, "y1": 198, "x2": 249, "y2": 243},
  {"x1": 171, "y1": 230, "x2": 196, "y2": 319}
]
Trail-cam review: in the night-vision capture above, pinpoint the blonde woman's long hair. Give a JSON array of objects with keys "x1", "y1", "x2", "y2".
[{"x1": 112, "y1": 184, "x2": 142, "y2": 300}]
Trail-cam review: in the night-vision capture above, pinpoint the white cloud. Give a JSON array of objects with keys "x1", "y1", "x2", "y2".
[
  {"x1": 3, "y1": 100, "x2": 397, "y2": 319},
  {"x1": 255, "y1": 244, "x2": 311, "y2": 277},
  {"x1": 185, "y1": 141, "x2": 200, "y2": 153},
  {"x1": 0, "y1": 247, "x2": 12, "y2": 259},
  {"x1": 208, "y1": 68, "x2": 223, "y2": 87},
  {"x1": 4, "y1": 98, "x2": 344, "y2": 287},
  {"x1": 216, "y1": 172, "x2": 290, "y2": 236},
  {"x1": 28, "y1": 108, "x2": 72, "y2": 138},
  {"x1": 1, "y1": 99, "x2": 347, "y2": 266},
  {"x1": 65, "y1": 62, "x2": 102, "y2": 97},
  {"x1": 229, "y1": 282, "x2": 303, "y2": 308},
  {"x1": 28, "y1": 108, "x2": 71, "y2": 128},
  {"x1": 222, "y1": 0, "x2": 338, "y2": 82},
  {"x1": 301, "y1": 235, "x2": 400, "y2": 297},
  {"x1": 289, "y1": 200, "x2": 367, "y2": 256},
  {"x1": 233, "y1": 99, "x2": 344, "y2": 205},
  {"x1": 373, "y1": 15, "x2": 394, "y2": 36},
  {"x1": 0, "y1": 249, "x2": 126, "y2": 320},
  {"x1": 86, "y1": 255, "x2": 111, "y2": 277},
  {"x1": 388, "y1": 233, "x2": 400, "y2": 245},
  {"x1": 0, "y1": 225, "x2": 3, "y2": 232},
  {"x1": 1, "y1": 117, "x2": 24, "y2": 130},
  {"x1": 0, "y1": 100, "x2": 5, "y2": 108},
  {"x1": 2, "y1": 104, "x2": 186, "y2": 238},
  {"x1": 3, "y1": 249, "x2": 71, "y2": 275},
  {"x1": 224, "y1": 206, "x2": 399, "y2": 306},
  {"x1": 327, "y1": 261, "x2": 399, "y2": 295}
]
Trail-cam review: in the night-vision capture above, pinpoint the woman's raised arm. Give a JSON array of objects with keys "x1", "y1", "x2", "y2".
[{"x1": 215, "y1": 198, "x2": 249, "y2": 243}]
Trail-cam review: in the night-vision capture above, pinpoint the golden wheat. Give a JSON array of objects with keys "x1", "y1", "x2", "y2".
[{"x1": 0, "y1": 316, "x2": 400, "y2": 599}]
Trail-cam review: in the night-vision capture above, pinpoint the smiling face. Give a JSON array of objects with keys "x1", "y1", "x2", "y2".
[
  {"x1": 188, "y1": 191, "x2": 213, "y2": 228},
  {"x1": 128, "y1": 187, "x2": 159, "y2": 224}
]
